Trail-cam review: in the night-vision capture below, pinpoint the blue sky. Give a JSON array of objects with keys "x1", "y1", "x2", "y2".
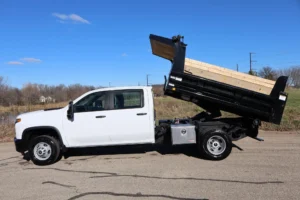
[{"x1": 1, "y1": 0, "x2": 300, "y2": 88}]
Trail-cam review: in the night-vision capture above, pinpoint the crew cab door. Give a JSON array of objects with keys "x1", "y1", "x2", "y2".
[
  {"x1": 106, "y1": 89, "x2": 154, "y2": 144},
  {"x1": 63, "y1": 91, "x2": 112, "y2": 147}
]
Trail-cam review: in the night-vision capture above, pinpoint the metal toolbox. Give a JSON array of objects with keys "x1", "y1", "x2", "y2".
[{"x1": 171, "y1": 124, "x2": 196, "y2": 145}]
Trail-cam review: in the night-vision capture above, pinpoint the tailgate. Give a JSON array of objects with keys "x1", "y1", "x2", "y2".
[{"x1": 149, "y1": 34, "x2": 176, "y2": 61}]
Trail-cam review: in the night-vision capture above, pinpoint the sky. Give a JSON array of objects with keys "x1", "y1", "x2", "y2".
[{"x1": 1, "y1": 0, "x2": 300, "y2": 88}]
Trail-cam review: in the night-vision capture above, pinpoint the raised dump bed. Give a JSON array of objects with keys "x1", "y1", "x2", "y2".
[
  {"x1": 184, "y1": 58, "x2": 275, "y2": 95},
  {"x1": 149, "y1": 34, "x2": 288, "y2": 124}
]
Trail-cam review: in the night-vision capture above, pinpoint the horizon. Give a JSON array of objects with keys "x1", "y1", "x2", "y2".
[{"x1": 1, "y1": 0, "x2": 300, "y2": 88}]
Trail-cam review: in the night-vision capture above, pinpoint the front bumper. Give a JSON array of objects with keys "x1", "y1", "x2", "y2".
[{"x1": 14, "y1": 138, "x2": 27, "y2": 153}]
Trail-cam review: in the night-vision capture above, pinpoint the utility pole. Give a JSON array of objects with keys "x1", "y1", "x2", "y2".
[
  {"x1": 249, "y1": 52, "x2": 256, "y2": 74},
  {"x1": 109, "y1": 82, "x2": 111, "y2": 87},
  {"x1": 236, "y1": 64, "x2": 239, "y2": 72},
  {"x1": 146, "y1": 74, "x2": 150, "y2": 86}
]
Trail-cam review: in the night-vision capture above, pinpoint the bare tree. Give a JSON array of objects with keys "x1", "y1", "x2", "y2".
[
  {"x1": 258, "y1": 66, "x2": 277, "y2": 80},
  {"x1": 0, "y1": 76, "x2": 10, "y2": 106},
  {"x1": 21, "y1": 83, "x2": 40, "y2": 105},
  {"x1": 277, "y1": 66, "x2": 300, "y2": 87},
  {"x1": 290, "y1": 66, "x2": 300, "y2": 88},
  {"x1": 7, "y1": 88, "x2": 23, "y2": 105}
]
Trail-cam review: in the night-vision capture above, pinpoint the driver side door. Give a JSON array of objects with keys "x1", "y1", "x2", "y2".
[{"x1": 63, "y1": 91, "x2": 112, "y2": 147}]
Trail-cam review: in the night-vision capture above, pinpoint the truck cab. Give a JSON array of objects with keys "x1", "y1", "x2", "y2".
[{"x1": 14, "y1": 86, "x2": 156, "y2": 165}]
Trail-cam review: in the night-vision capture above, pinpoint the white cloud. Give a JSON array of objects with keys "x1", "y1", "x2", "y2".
[
  {"x1": 21, "y1": 57, "x2": 42, "y2": 63},
  {"x1": 7, "y1": 61, "x2": 23, "y2": 65},
  {"x1": 69, "y1": 14, "x2": 90, "y2": 24},
  {"x1": 52, "y1": 13, "x2": 90, "y2": 24},
  {"x1": 52, "y1": 13, "x2": 68, "y2": 20},
  {"x1": 121, "y1": 53, "x2": 128, "y2": 57}
]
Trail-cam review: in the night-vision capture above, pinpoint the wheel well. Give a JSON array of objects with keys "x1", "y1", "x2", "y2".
[
  {"x1": 195, "y1": 118, "x2": 258, "y2": 141},
  {"x1": 196, "y1": 126, "x2": 224, "y2": 142},
  {"x1": 22, "y1": 127, "x2": 63, "y2": 149}
]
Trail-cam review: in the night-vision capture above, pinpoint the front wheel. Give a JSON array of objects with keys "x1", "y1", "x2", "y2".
[
  {"x1": 28, "y1": 135, "x2": 61, "y2": 166},
  {"x1": 198, "y1": 130, "x2": 232, "y2": 160}
]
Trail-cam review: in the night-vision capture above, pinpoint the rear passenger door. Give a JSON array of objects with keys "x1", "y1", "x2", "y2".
[{"x1": 107, "y1": 89, "x2": 153, "y2": 144}]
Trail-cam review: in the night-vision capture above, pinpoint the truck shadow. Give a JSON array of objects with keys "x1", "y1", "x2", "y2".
[{"x1": 61, "y1": 144, "x2": 201, "y2": 161}]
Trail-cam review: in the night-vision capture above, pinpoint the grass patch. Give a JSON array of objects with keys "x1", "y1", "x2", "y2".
[
  {"x1": 0, "y1": 123, "x2": 14, "y2": 142},
  {"x1": 0, "y1": 102, "x2": 68, "y2": 114},
  {"x1": 261, "y1": 88, "x2": 300, "y2": 131}
]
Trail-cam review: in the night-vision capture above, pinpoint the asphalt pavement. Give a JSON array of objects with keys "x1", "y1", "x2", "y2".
[{"x1": 0, "y1": 131, "x2": 299, "y2": 200}]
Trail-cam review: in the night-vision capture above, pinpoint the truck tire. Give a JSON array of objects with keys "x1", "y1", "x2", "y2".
[
  {"x1": 197, "y1": 130, "x2": 232, "y2": 160},
  {"x1": 28, "y1": 135, "x2": 61, "y2": 166}
]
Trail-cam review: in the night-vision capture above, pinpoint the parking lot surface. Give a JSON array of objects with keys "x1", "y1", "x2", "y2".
[{"x1": 0, "y1": 131, "x2": 299, "y2": 200}]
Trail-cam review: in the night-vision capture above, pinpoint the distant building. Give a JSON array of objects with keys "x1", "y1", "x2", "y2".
[
  {"x1": 39, "y1": 96, "x2": 56, "y2": 103},
  {"x1": 39, "y1": 96, "x2": 46, "y2": 103},
  {"x1": 46, "y1": 96, "x2": 52, "y2": 103}
]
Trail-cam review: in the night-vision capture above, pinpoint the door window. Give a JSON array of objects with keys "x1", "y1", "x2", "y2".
[
  {"x1": 113, "y1": 90, "x2": 143, "y2": 110},
  {"x1": 74, "y1": 92, "x2": 107, "y2": 113}
]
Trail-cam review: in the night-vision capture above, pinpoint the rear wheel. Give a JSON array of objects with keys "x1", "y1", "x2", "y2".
[
  {"x1": 28, "y1": 135, "x2": 60, "y2": 166},
  {"x1": 198, "y1": 130, "x2": 232, "y2": 160}
]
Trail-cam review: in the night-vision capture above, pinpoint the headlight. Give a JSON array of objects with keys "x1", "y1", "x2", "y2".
[{"x1": 15, "y1": 118, "x2": 21, "y2": 124}]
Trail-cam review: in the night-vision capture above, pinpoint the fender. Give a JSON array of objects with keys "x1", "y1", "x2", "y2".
[{"x1": 22, "y1": 126, "x2": 67, "y2": 151}]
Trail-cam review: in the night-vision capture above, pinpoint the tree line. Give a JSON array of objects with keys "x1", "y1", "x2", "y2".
[
  {"x1": 1, "y1": 65, "x2": 299, "y2": 106},
  {"x1": 0, "y1": 77, "x2": 97, "y2": 106},
  {"x1": 257, "y1": 65, "x2": 300, "y2": 87}
]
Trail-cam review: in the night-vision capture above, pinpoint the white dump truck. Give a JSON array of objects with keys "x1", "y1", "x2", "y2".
[{"x1": 14, "y1": 34, "x2": 288, "y2": 165}]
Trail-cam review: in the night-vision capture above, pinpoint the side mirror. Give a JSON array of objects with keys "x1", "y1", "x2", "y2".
[{"x1": 67, "y1": 101, "x2": 74, "y2": 121}]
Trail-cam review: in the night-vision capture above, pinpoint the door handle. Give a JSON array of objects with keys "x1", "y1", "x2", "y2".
[
  {"x1": 95, "y1": 115, "x2": 106, "y2": 118},
  {"x1": 137, "y1": 113, "x2": 147, "y2": 116}
]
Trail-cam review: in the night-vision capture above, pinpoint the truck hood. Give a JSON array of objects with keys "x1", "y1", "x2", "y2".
[
  {"x1": 16, "y1": 107, "x2": 65, "y2": 122},
  {"x1": 17, "y1": 107, "x2": 62, "y2": 118},
  {"x1": 17, "y1": 110, "x2": 45, "y2": 118}
]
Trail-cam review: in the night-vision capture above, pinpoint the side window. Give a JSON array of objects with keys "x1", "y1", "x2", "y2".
[
  {"x1": 113, "y1": 90, "x2": 143, "y2": 110},
  {"x1": 74, "y1": 92, "x2": 107, "y2": 113}
]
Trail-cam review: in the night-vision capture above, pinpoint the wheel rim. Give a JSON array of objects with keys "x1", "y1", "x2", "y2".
[
  {"x1": 207, "y1": 135, "x2": 226, "y2": 156},
  {"x1": 33, "y1": 142, "x2": 52, "y2": 161}
]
